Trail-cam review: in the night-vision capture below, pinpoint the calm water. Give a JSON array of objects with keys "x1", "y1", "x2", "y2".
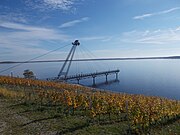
[{"x1": 1, "y1": 59, "x2": 180, "y2": 100}]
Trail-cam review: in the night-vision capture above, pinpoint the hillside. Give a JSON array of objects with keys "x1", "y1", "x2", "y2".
[{"x1": 0, "y1": 76, "x2": 180, "y2": 135}]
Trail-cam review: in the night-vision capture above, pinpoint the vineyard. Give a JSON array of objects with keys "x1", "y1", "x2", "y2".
[{"x1": 0, "y1": 76, "x2": 180, "y2": 134}]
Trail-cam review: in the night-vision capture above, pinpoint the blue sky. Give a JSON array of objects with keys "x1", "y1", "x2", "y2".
[{"x1": 1, "y1": 0, "x2": 180, "y2": 61}]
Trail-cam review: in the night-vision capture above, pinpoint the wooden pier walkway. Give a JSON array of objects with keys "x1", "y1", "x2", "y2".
[{"x1": 56, "y1": 69, "x2": 120, "y2": 86}]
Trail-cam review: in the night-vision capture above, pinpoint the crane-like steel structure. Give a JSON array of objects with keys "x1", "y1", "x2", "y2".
[
  {"x1": 51, "y1": 40, "x2": 119, "y2": 85},
  {"x1": 57, "y1": 40, "x2": 80, "y2": 79}
]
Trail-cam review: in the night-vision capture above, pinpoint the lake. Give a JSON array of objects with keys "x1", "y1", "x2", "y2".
[{"x1": 1, "y1": 59, "x2": 180, "y2": 100}]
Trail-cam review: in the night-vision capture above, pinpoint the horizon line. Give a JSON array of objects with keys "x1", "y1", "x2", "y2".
[{"x1": 1, "y1": 56, "x2": 180, "y2": 64}]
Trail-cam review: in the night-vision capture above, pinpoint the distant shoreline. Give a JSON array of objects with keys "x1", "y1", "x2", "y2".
[{"x1": 1, "y1": 56, "x2": 180, "y2": 64}]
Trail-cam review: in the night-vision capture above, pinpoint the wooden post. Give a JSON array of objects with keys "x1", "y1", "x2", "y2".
[
  {"x1": 77, "y1": 78, "x2": 80, "y2": 84},
  {"x1": 126, "y1": 100, "x2": 131, "y2": 134},
  {"x1": 10, "y1": 72, "x2": 13, "y2": 77}
]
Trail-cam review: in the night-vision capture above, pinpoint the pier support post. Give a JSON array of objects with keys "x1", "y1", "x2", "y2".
[
  {"x1": 115, "y1": 72, "x2": 118, "y2": 81},
  {"x1": 92, "y1": 76, "x2": 96, "y2": 86},
  {"x1": 105, "y1": 73, "x2": 108, "y2": 84}
]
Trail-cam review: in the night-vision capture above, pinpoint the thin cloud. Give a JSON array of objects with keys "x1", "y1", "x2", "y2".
[
  {"x1": 44, "y1": 0, "x2": 74, "y2": 10},
  {"x1": 121, "y1": 27, "x2": 180, "y2": 44},
  {"x1": 133, "y1": 7, "x2": 180, "y2": 20},
  {"x1": 0, "y1": 21, "x2": 71, "y2": 60},
  {"x1": 0, "y1": 12, "x2": 27, "y2": 23},
  {"x1": 25, "y1": 0, "x2": 78, "y2": 11},
  {"x1": 0, "y1": 22, "x2": 69, "y2": 40},
  {"x1": 79, "y1": 36, "x2": 112, "y2": 42},
  {"x1": 59, "y1": 17, "x2": 89, "y2": 28}
]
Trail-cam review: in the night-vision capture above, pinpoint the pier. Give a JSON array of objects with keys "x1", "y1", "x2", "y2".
[
  {"x1": 57, "y1": 69, "x2": 120, "y2": 86},
  {"x1": 45, "y1": 40, "x2": 120, "y2": 86}
]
